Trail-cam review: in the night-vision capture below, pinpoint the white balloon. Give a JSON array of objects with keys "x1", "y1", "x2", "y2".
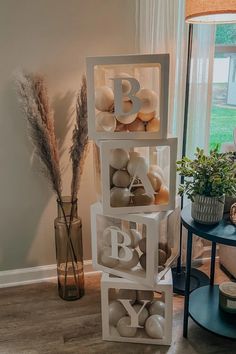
[
  {"x1": 95, "y1": 86, "x2": 114, "y2": 111},
  {"x1": 100, "y1": 247, "x2": 119, "y2": 268},
  {"x1": 116, "y1": 101, "x2": 137, "y2": 125},
  {"x1": 136, "y1": 89, "x2": 158, "y2": 114},
  {"x1": 114, "y1": 72, "x2": 132, "y2": 99},
  {"x1": 110, "y1": 187, "x2": 131, "y2": 207},
  {"x1": 118, "y1": 248, "x2": 139, "y2": 269},
  {"x1": 117, "y1": 316, "x2": 137, "y2": 337},
  {"x1": 112, "y1": 170, "x2": 131, "y2": 188},
  {"x1": 145, "y1": 315, "x2": 164, "y2": 339},
  {"x1": 109, "y1": 148, "x2": 129, "y2": 170},
  {"x1": 127, "y1": 156, "x2": 148, "y2": 176},
  {"x1": 109, "y1": 301, "x2": 127, "y2": 326},
  {"x1": 96, "y1": 111, "x2": 116, "y2": 132},
  {"x1": 149, "y1": 300, "x2": 165, "y2": 317},
  {"x1": 139, "y1": 237, "x2": 147, "y2": 253},
  {"x1": 129, "y1": 229, "x2": 142, "y2": 248},
  {"x1": 103, "y1": 226, "x2": 122, "y2": 246},
  {"x1": 133, "y1": 304, "x2": 149, "y2": 326}
]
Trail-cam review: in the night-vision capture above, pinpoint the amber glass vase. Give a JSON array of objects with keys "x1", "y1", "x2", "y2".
[{"x1": 54, "y1": 196, "x2": 84, "y2": 301}]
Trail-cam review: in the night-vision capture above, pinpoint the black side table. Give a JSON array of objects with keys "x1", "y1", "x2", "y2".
[{"x1": 181, "y1": 205, "x2": 236, "y2": 339}]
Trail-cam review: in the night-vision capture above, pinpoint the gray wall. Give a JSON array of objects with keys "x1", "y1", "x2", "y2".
[{"x1": 0, "y1": 0, "x2": 136, "y2": 270}]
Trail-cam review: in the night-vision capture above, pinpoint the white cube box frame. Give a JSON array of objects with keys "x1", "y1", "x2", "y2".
[
  {"x1": 94, "y1": 138, "x2": 177, "y2": 215},
  {"x1": 101, "y1": 271, "x2": 173, "y2": 346},
  {"x1": 91, "y1": 202, "x2": 180, "y2": 287},
  {"x1": 86, "y1": 54, "x2": 169, "y2": 140}
]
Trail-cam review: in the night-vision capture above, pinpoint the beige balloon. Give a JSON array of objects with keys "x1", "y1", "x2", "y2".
[
  {"x1": 127, "y1": 118, "x2": 145, "y2": 132},
  {"x1": 138, "y1": 111, "x2": 155, "y2": 122},
  {"x1": 146, "y1": 117, "x2": 160, "y2": 132}
]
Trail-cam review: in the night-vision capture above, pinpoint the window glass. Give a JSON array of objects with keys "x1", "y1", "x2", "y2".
[{"x1": 209, "y1": 24, "x2": 236, "y2": 151}]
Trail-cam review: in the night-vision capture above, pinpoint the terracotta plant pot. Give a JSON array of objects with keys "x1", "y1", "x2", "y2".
[{"x1": 191, "y1": 194, "x2": 225, "y2": 225}]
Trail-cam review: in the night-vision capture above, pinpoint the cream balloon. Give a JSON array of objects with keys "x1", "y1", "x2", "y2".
[
  {"x1": 95, "y1": 86, "x2": 114, "y2": 111},
  {"x1": 117, "y1": 316, "x2": 137, "y2": 337},
  {"x1": 110, "y1": 187, "x2": 131, "y2": 207},
  {"x1": 112, "y1": 170, "x2": 131, "y2": 188},
  {"x1": 145, "y1": 315, "x2": 164, "y2": 339},
  {"x1": 109, "y1": 148, "x2": 129, "y2": 170},
  {"x1": 100, "y1": 247, "x2": 119, "y2": 268},
  {"x1": 109, "y1": 301, "x2": 127, "y2": 326},
  {"x1": 109, "y1": 325, "x2": 120, "y2": 337},
  {"x1": 118, "y1": 248, "x2": 139, "y2": 269},
  {"x1": 96, "y1": 111, "x2": 116, "y2": 132},
  {"x1": 116, "y1": 101, "x2": 137, "y2": 125},
  {"x1": 136, "y1": 89, "x2": 158, "y2": 114}
]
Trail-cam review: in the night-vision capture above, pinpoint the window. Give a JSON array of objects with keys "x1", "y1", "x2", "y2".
[{"x1": 209, "y1": 24, "x2": 236, "y2": 150}]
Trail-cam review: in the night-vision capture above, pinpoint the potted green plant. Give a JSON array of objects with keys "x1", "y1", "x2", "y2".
[{"x1": 177, "y1": 147, "x2": 236, "y2": 225}]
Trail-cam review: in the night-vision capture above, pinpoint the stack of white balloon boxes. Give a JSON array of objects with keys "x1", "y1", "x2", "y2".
[{"x1": 86, "y1": 54, "x2": 179, "y2": 346}]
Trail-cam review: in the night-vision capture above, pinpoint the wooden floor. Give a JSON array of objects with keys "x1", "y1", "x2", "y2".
[{"x1": 1, "y1": 262, "x2": 236, "y2": 354}]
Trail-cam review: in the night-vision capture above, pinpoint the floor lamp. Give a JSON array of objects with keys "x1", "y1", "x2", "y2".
[{"x1": 172, "y1": 0, "x2": 236, "y2": 295}]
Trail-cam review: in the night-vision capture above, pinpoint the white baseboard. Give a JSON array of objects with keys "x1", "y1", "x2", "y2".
[{"x1": 0, "y1": 260, "x2": 97, "y2": 289}]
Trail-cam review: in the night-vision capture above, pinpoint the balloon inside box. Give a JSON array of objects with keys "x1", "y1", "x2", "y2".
[
  {"x1": 86, "y1": 54, "x2": 169, "y2": 140},
  {"x1": 101, "y1": 271, "x2": 173, "y2": 345},
  {"x1": 91, "y1": 202, "x2": 180, "y2": 287},
  {"x1": 93, "y1": 138, "x2": 177, "y2": 215}
]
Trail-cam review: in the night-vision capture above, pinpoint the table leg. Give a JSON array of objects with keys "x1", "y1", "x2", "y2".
[
  {"x1": 183, "y1": 230, "x2": 193, "y2": 338},
  {"x1": 210, "y1": 242, "x2": 216, "y2": 286}
]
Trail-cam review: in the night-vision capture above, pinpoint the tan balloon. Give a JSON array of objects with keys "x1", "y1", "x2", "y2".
[
  {"x1": 96, "y1": 111, "x2": 116, "y2": 132},
  {"x1": 158, "y1": 249, "x2": 167, "y2": 266},
  {"x1": 147, "y1": 171, "x2": 163, "y2": 192},
  {"x1": 115, "y1": 121, "x2": 128, "y2": 132},
  {"x1": 95, "y1": 86, "x2": 114, "y2": 111},
  {"x1": 132, "y1": 188, "x2": 154, "y2": 206},
  {"x1": 146, "y1": 117, "x2": 160, "y2": 132},
  {"x1": 136, "y1": 89, "x2": 158, "y2": 114},
  {"x1": 138, "y1": 111, "x2": 155, "y2": 122},
  {"x1": 127, "y1": 118, "x2": 145, "y2": 132},
  {"x1": 155, "y1": 185, "x2": 169, "y2": 205},
  {"x1": 116, "y1": 101, "x2": 137, "y2": 124}
]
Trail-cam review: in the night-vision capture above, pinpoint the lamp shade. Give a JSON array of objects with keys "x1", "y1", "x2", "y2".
[{"x1": 185, "y1": 0, "x2": 236, "y2": 24}]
